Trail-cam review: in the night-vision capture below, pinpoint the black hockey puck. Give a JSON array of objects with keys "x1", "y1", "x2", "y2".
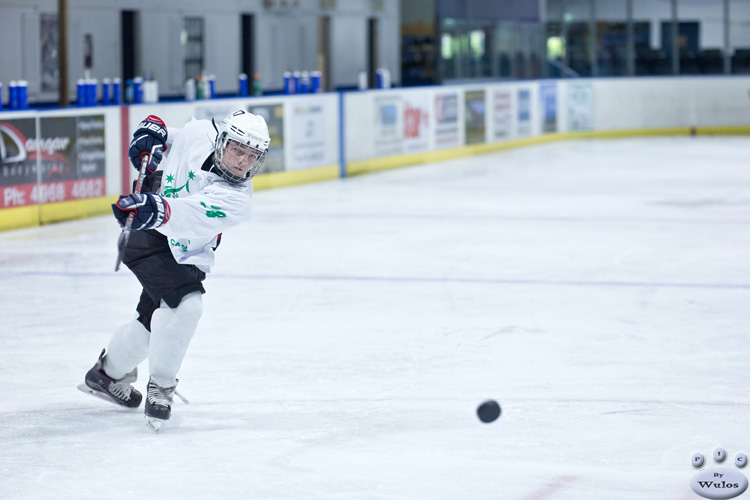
[{"x1": 477, "y1": 400, "x2": 501, "y2": 423}]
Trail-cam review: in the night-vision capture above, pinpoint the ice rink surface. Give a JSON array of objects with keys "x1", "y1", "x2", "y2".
[{"x1": 1, "y1": 136, "x2": 749, "y2": 499}]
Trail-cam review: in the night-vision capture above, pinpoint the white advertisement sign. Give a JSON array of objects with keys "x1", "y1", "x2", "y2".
[
  {"x1": 373, "y1": 96, "x2": 403, "y2": 157},
  {"x1": 493, "y1": 90, "x2": 512, "y2": 140},
  {"x1": 567, "y1": 83, "x2": 595, "y2": 131},
  {"x1": 290, "y1": 102, "x2": 327, "y2": 170},
  {"x1": 434, "y1": 92, "x2": 460, "y2": 149}
]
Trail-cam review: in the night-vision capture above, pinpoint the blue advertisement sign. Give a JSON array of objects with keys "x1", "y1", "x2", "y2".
[
  {"x1": 539, "y1": 83, "x2": 557, "y2": 133},
  {"x1": 517, "y1": 88, "x2": 531, "y2": 136}
]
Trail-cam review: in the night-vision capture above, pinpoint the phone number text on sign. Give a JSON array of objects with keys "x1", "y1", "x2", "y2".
[{"x1": 1, "y1": 177, "x2": 105, "y2": 208}]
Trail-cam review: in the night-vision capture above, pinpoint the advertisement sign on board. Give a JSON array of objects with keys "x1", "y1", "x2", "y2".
[
  {"x1": 465, "y1": 90, "x2": 486, "y2": 145},
  {"x1": 434, "y1": 93, "x2": 460, "y2": 149},
  {"x1": 0, "y1": 114, "x2": 106, "y2": 208},
  {"x1": 493, "y1": 90, "x2": 512, "y2": 140},
  {"x1": 402, "y1": 93, "x2": 430, "y2": 153},
  {"x1": 540, "y1": 82, "x2": 558, "y2": 133},
  {"x1": 373, "y1": 96, "x2": 403, "y2": 157},
  {"x1": 517, "y1": 88, "x2": 532, "y2": 136},
  {"x1": 248, "y1": 103, "x2": 284, "y2": 174},
  {"x1": 290, "y1": 103, "x2": 327, "y2": 169},
  {"x1": 567, "y1": 83, "x2": 595, "y2": 131}
]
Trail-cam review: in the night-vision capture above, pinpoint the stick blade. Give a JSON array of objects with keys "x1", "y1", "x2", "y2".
[{"x1": 114, "y1": 229, "x2": 130, "y2": 272}]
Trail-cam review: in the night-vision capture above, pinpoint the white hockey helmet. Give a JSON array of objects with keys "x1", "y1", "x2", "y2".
[{"x1": 213, "y1": 109, "x2": 271, "y2": 183}]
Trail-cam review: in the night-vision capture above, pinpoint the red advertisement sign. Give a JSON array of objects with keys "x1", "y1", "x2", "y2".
[{"x1": 402, "y1": 93, "x2": 429, "y2": 153}]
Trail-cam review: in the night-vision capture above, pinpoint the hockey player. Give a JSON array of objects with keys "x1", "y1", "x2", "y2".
[{"x1": 80, "y1": 109, "x2": 270, "y2": 430}]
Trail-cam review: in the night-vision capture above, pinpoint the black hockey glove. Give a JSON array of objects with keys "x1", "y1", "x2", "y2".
[
  {"x1": 112, "y1": 193, "x2": 170, "y2": 230},
  {"x1": 129, "y1": 115, "x2": 168, "y2": 175}
]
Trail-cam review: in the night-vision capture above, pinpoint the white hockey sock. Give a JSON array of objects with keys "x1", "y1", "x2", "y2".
[
  {"x1": 148, "y1": 291, "x2": 203, "y2": 388},
  {"x1": 102, "y1": 318, "x2": 151, "y2": 380}
]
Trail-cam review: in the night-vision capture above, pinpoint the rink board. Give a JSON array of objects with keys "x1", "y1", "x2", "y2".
[{"x1": 1, "y1": 76, "x2": 749, "y2": 230}]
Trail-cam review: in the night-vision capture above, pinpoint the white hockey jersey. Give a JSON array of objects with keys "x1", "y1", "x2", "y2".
[{"x1": 154, "y1": 117, "x2": 253, "y2": 273}]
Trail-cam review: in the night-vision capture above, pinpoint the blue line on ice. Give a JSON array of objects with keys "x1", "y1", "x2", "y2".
[{"x1": 2, "y1": 269, "x2": 749, "y2": 290}]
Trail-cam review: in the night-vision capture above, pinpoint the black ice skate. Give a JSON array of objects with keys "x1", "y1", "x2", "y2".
[
  {"x1": 145, "y1": 377, "x2": 176, "y2": 432},
  {"x1": 78, "y1": 349, "x2": 142, "y2": 409}
]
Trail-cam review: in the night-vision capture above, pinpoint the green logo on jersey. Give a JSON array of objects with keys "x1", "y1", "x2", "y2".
[
  {"x1": 170, "y1": 239, "x2": 190, "y2": 253},
  {"x1": 163, "y1": 171, "x2": 196, "y2": 198},
  {"x1": 200, "y1": 201, "x2": 226, "y2": 218}
]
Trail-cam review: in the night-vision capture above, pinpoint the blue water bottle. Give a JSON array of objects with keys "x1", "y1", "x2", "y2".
[
  {"x1": 17, "y1": 80, "x2": 28, "y2": 109},
  {"x1": 126, "y1": 79, "x2": 135, "y2": 102},
  {"x1": 82, "y1": 80, "x2": 89, "y2": 106},
  {"x1": 133, "y1": 77, "x2": 143, "y2": 103},
  {"x1": 376, "y1": 69, "x2": 384, "y2": 89},
  {"x1": 209, "y1": 75, "x2": 216, "y2": 99},
  {"x1": 283, "y1": 72, "x2": 293, "y2": 94},
  {"x1": 293, "y1": 71, "x2": 301, "y2": 95},
  {"x1": 9, "y1": 81, "x2": 18, "y2": 110},
  {"x1": 113, "y1": 78, "x2": 121, "y2": 104},
  {"x1": 310, "y1": 71, "x2": 321, "y2": 93},
  {"x1": 101, "y1": 78, "x2": 110, "y2": 105},
  {"x1": 88, "y1": 79, "x2": 97, "y2": 106},
  {"x1": 239, "y1": 73, "x2": 248, "y2": 97},
  {"x1": 76, "y1": 80, "x2": 84, "y2": 106},
  {"x1": 300, "y1": 71, "x2": 310, "y2": 93}
]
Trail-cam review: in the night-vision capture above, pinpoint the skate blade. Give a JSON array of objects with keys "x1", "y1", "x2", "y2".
[
  {"x1": 146, "y1": 417, "x2": 165, "y2": 432},
  {"x1": 77, "y1": 383, "x2": 140, "y2": 410},
  {"x1": 77, "y1": 383, "x2": 118, "y2": 405}
]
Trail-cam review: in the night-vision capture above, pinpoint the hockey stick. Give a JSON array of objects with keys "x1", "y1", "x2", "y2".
[{"x1": 114, "y1": 153, "x2": 150, "y2": 272}]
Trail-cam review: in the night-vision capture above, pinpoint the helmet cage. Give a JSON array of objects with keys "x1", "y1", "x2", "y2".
[
  {"x1": 214, "y1": 132, "x2": 266, "y2": 183},
  {"x1": 212, "y1": 110, "x2": 270, "y2": 184}
]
